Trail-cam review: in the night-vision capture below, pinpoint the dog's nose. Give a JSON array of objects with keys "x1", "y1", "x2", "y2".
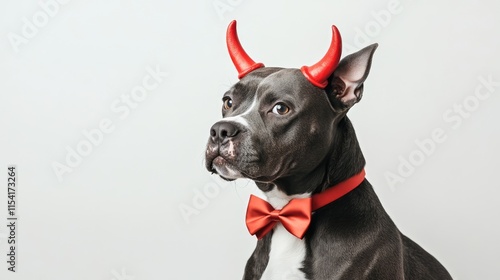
[{"x1": 210, "y1": 121, "x2": 239, "y2": 144}]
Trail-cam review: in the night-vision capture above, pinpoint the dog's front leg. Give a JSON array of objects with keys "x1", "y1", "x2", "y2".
[{"x1": 242, "y1": 236, "x2": 272, "y2": 280}]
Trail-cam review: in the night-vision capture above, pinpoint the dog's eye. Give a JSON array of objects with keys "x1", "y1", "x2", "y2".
[
  {"x1": 223, "y1": 98, "x2": 233, "y2": 110},
  {"x1": 271, "y1": 103, "x2": 290, "y2": 115}
]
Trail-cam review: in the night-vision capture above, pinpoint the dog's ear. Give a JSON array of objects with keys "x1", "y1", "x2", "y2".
[{"x1": 325, "y1": 43, "x2": 378, "y2": 110}]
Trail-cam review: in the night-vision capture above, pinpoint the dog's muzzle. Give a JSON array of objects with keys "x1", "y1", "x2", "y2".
[{"x1": 205, "y1": 121, "x2": 246, "y2": 180}]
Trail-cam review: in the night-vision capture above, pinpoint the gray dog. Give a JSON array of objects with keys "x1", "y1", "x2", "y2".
[{"x1": 205, "y1": 20, "x2": 452, "y2": 280}]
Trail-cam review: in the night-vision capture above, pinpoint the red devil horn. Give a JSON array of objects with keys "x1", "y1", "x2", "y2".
[
  {"x1": 226, "y1": 20, "x2": 264, "y2": 79},
  {"x1": 300, "y1": 25, "x2": 342, "y2": 88}
]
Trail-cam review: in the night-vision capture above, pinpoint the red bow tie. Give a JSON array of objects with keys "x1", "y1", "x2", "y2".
[{"x1": 245, "y1": 169, "x2": 366, "y2": 239}]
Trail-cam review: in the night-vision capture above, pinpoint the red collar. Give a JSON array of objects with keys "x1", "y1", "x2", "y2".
[
  {"x1": 246, "y1": 169, "x2": 366, "y2": 239},
  {"x1": 311, "y1": 169, "x2": 366, "y2": 211}
]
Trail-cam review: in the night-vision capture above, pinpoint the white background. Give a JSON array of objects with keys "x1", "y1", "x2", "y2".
[{"x1": 1, "y1": 0, "x2": 499, "y2": 279}]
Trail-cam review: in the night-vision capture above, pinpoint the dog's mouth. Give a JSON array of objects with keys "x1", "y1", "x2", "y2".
[
  {"x1": 208, "y1": 154, "x2": 282, "y2": 183},
  {"x1": 208, "y1": 155, "x2": 244, "y2": 181},
  {"x1": 205, "y1": 138, "x2": 264, "y2": 181}
]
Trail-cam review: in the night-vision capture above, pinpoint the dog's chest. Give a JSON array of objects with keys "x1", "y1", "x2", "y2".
[
  {"x1": 261, "y1": 224, "x2": 308, "y2": 280},
  {"x1": 260, "y1": 189, "x2": 309, "y2": 280}
]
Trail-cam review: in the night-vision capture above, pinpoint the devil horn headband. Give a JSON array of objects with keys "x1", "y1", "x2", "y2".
[
  {"x1": 226, "y1": 20, "x2": 342, "y2": 89},
  {"x1": 226, "y1": 20, "x2": 265, "y2": 79},
  {"x1": 300, "y1": 25, "x2": 342, "y2": 88}
]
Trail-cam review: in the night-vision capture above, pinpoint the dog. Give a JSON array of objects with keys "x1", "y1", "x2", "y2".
[{"x1": 205, "y1": 20, "x2": 453, "y2": 280}]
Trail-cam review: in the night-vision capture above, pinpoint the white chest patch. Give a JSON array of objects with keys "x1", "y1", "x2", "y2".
[{"x1": 260, "y1": 188, "x2": 310, "y2": 280}]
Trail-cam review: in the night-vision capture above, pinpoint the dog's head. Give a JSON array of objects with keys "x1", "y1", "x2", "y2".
[{"x1": 205, "y1": 21, "x2": 377, "y2": 195}]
